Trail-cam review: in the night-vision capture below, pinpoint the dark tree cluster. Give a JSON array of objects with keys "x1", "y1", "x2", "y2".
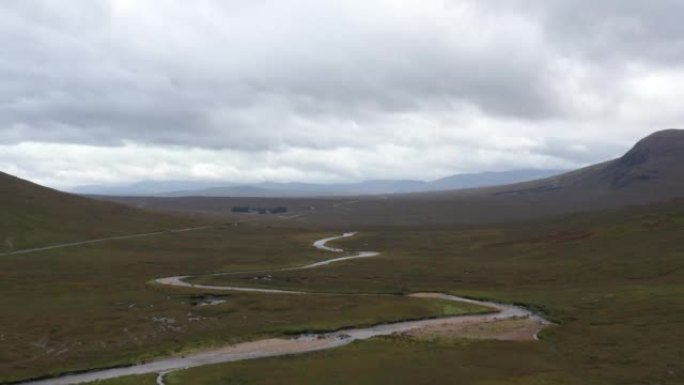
[{"x1": 232, "y1": 206, "x2": 287, "y2": 214}]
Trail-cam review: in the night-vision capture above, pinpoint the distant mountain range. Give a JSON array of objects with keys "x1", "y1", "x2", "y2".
[
  {"x1": 70, "y1": 169, "x2": 566, "y2": 197},
  {"x1": 4, "y1": 129, "x2": 684, "y2": 231},
  {"x1": 92, "y1": 129, "x2": 684, "y2": 226}
]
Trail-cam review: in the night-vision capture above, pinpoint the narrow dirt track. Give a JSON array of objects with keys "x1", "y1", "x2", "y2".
[{"x1": 1, "y1": 226, "x2": 212, "y2": 256}]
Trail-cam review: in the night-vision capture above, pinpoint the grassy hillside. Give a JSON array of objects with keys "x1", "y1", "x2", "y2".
[{"x1": 0, "y1": 172, "x2": 204, "y2": 251}]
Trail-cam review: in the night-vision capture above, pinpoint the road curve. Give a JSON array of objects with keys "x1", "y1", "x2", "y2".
[{"x1": 16, "y1": 233, "x2": 550, "y2": 385}]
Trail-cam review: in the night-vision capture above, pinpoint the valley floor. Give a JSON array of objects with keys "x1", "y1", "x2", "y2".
[{"x1": 2, "y1": 200, "x2": 684, "y2": 384}]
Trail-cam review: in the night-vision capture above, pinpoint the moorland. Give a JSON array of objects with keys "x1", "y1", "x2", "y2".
[{"x1": 2, "y1": 130, "x2": 684, "y2": 385}]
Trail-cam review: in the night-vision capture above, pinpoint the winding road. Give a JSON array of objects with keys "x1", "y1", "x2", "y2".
[{"x1": 17, "y1": 233, "x2": 549, "y2": 385}]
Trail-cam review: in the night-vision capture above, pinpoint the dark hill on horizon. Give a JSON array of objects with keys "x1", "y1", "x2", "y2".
[
  {"x1": 97, "y1": 129, "x2": 684, "y2": 227},
  {"x1": 0, "y1": 171, "x2": 200, "y2": 252},
  {"x1": 473, "y1": 128, "x2": 684, "y2": 202}
]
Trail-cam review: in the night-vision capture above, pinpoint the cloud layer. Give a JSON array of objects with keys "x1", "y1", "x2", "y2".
[{"x1": 1, "y1": 0, "x2": 683, "y2": 188}]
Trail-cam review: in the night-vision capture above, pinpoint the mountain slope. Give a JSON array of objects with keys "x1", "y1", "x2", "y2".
[
  {"x1": 373, "y1": 128, "x2": 684, "y2": 224},
  {"x1": 491, "y1": 129, "x2": 684, "y2": 200},
  {"x1": 428, "y1": 169, "x2": 565, "y2": 191},
  {"x1": 598, "y1": 128, "x2": 684, "y2": 189},
  {"x1": 0, "y1": 172, "x2": 199, "y2": 251}
]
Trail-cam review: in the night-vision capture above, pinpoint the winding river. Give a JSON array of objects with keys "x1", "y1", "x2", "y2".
[{"x1": 18, "y1": 233, "x2": 549, "y2": 385}]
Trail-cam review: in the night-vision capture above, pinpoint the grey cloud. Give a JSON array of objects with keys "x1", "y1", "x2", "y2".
[
  {"x1": 0, "y1": 0, "x2": 568, "y2": 150},
  {"x1": 521, "y1": 0, "x2": 684, "y2": 64},
  {"x1": 1, "y1": 1, "x2": 683, "y2": 187}
]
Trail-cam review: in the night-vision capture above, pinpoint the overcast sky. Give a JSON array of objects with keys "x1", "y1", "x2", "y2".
[{"x1": 1, "y1": 0, "x2": 683, "y2": 188}]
